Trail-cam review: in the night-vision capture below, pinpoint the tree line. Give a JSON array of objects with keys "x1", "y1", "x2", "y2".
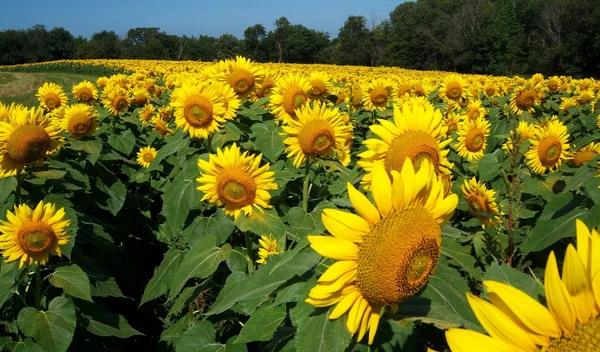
[{"x1": 1, "y1": 0, "x2": 598, "y2": 77}]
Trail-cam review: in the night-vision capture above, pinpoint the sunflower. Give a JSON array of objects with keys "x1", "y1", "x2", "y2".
[
  {"x1": 576, "y1": 89, "x2": 595, "y2": 107},
  {"x1": 36, "y1": 82, "x2": 68, "y2": 111},
  {"x1": 306, "y1": 159, "x2": 458, "y2": 344},
  {"x1": 60, "y1": 104, "x2": 99, "y2": 139},
  {"x1": 412, "y1": 79, "x2": 433, "y2": 98},
  {"x1": 130, "y1": 87, "x2": 150, "y2": 106},
  {"x1": 222, "y1": 56, "x2": 264, "y2": 100},
  {"x1": 509, "y1": 86, "x2": 542, "y2": 116},
  {"x1": 138, "y1": 104, "x2": 155, "y2": 125},
  {"x1": 567, "y1": 142, "x2": 600, "y2": 167},
  {"x1": 358, "y1": 100, "x2": 453, "y2": 189},
  {"x1": 395, "y1": 79, "x2": 413, "y2": 101},
  {"x1": 0, "y1": 201, "x2": 70, "y2": 268},
  {"x1": 158, "y1": 105, "x2": 174, "y2": 122},
  {"x1": 345, "y1": 84, "x2": 365, "y2": 111},
  {"x1": 547, "y1": 76, "x2": 560, "y2": 92},
  {"x1": 465, "y1": 99, "x2": 487, "y2": 120},
  {"x1": 196, "y1": 143, "x2": 278, "y2": 220},
  {"x1": 362, "y1": 78, "x2": 396, "y2": 111},
  {"x1": 308, "y1": 71, "x2": 333, "y2": 101},
  {"x1": 256, "y1": 234, "x2": 279, "y2": 264},
  {"x1": 454, "y1": 117, "x2": 490, "y2": 162},
  {"x1": 502, "y1": 121, "x2": 537, "y2": 153},
  {"x1": 483, "y1": 82, "x2": 499, "y2": 98},
  {"x1": 447, "y1": 219, "x2": 600, "y2": 352},
  {"x1": 439, "y1": 75, "x2": 467, "y2": 103},
  {"x1": 444, "y1": 113, "x2": 462, "y2": 137},
  {"x1": 214, "y1": 80, "x2": 241, "y2": 121},
  {"x1": 72, "y1": 80, "x2": 98, "y2": 104},
  {"x1": 96, "y1": 76, "x2": 109, "y2": 89},
  {"x1": 136, "y1": 146, "x2": 157, "y2": 168},
  {"x1": 253, "y1": 69, "x2": 280, "y2": 102},
  {"x1": 170, "y1": 81, "x2": 226, "y2": 139},
  {"x1": 525, "y1": 119, "x2": 570, "y2": 174},
  {"x1": 559, "y1": 97, "x2": 578, "y2": 113},
  {"x1": 151, "y1": 116, "x2": 173, "y2": 137},
  {"x1": 269, "y1": 73, "x2": 311, "y2": 124},
  {"x1": 101, "y1": 85, "x2": 133, "y2": 116},
  {"x1": 0, "y1": 106, "x2": 63, "y2": 177},
  {"x1": 461, "y1": 177, "x2": 502, "y2": 228},
  {"x1": 281, "y1": 102, "x2": 352, "y2": 168}
]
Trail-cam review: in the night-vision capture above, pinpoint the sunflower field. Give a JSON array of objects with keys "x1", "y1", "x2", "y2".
[{"x1": 0, "y1": 58, "x2": 599, "y2": 351}]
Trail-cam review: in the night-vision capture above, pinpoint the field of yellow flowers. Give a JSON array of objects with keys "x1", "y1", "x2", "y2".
[{"x1": 0, "y1": 58, "x2": 599, "y2": 351}]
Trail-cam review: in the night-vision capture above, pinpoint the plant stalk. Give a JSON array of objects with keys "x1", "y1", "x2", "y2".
[
  {"x1": 302, "y1": 158, "x2": 311, "y2": 212},
  {"x1": 34, "y1": 265, "x2": 42, "y2": 309},
  {"x1": 245, "y1": 232, "x2": 254, "y2": 273},
  {"x1": 15, "y1": 168, "x2": 22, "y2": 206}
]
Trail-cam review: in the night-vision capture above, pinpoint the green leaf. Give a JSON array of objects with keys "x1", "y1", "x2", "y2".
[
  {"x1": 371, "y1": 320, "x2": 416, "y2": 351},
  {"x1": 140, "y1": 248, "x2": 184, "y2": 307},
  {"x1": 522, "y1": 193, "x2": 591, "y2": 252},
  {"x1": 32, "y1": 170, "x2": 67, "y2": 180},
  {"x1": 176, "y1": 321, "x2": 218, "y2": 352},
  {"x1": 70, "y1": 139, "x2": 102, "y2": 164},
  {"x1": 146, "y1": 133, "x2": 190, "y2": 172},
  {"x1": 294, "y1": 306, "x2": 352, "y2": 352},
  {"x1": 169, "y1": 234, "x2": 231, "y2": 299},
  {"x1": 161, "y1": 176, "x2": 201, "y2": 234},
  {"x1": 252, "y1": 121, "x2": 285, "y2": 163},
  {"x1": 207, "y1": 248, "x2": 320, "y2": 316},
  {"x1": 284, "y1": 201, "x2": 332, "y2": 240},
  {"x1": 442, "y1": 240, "x2": 484, "y2": 281},
  {"x1": 3, "y1": 338, "x2": 44, "y2": 352},
  {"x1": 0, "y1": 259, "x2": 20, "y2": 308},
  {"x1": 48, "y1": 264, "x2": 93, "y2": 302},
  {"x1": 477, "y1": 153, "x2": 500, "y2": 182},
  {"x1": 17, "y1": 296, "x2": 76, "y2": 352},
  {"x1": 90, "y1": 277, "x2": 126, "y2": 298},
  {"x1": 183, "y1": 209, "x2": 235, "y2": 246},
  {"x1": 234, "y1": 304, "x2": 286, "y2": 343},
  {"x1": 107, "y1": 129, "x2": 135, "y2": 155},
  {"x1": 98, "y1": 179, "x2": 127, "y2": 216},
  {"x1": 483, "y1": 262, "x2": 540, "y2": 299},
  {"x1": 235, "y1": 208, "x2": 286, "y2": 236},
  {"x1": 77, "y1": 301, "x2": 142, "y2": 338}
]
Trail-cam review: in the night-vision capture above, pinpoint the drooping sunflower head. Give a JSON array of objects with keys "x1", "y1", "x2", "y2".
[
  {"x1": 306, "y1": 158, "x2": 458, "y2": 344},
  {"x1": 502, "y1": 120, "x2": 537, "y2": 153},
  {"x1": 36, "y1": 82, "x2": 68, "y2": 111},
  {"x1": 253, "y1": 69, "x2": 280, "y2": 102},
  {"x1": 308, "y1": 71, "x2": 333, "y2": 100},
  {"x1": 59, "y1": 103, "x2": 100, "y2": 139},
  {"x1": 567, "y1": 142, "x2": 600, "y2": 167},
  {"x1": 447, "y1": 219, "x2": 600, "y2": 352},
  {"x1": 269, "y1": 73, "x2": 311, "y2": 124},
  {"x1": 525, "y1": 119, "x2": 570, "y2": 174},
  {"x1": 357, "y1": 99, "x2": 453, "y2": 189},
  {"x1": 0, "y1": 201, "x2": 71, "y2": 268},
  {"x1": 454, "y1": 116, "x2": 490, "y2": 162},
  {"x1": 72, "y1": 80, "x2": 98, "y2": 104},
  {"x1": 362, "y1": 78, "x2": 396, "y2": 111},
  {"x1": 440, "y1": 75, "x2": 467, "y2": 102},
  {"x1": 136, "y1": 146, "x2": 157, "y2": 168},
  {"x1": 222, "y1": 56, "x2": 264, "y2": 99},
  {"x1": 196, "y1": 143, "x2": 278, "y2": 220},
  {"x1": 150, "y1": 116, "x2": 173, "y2": 137},
  {"x1": 256, "y1": 234, "x2": 279, "y2": 265},
  {"x1": 170, "y1": 81, "x2": 227, "y2": 139},
  {"x1": 461, "y1": 177, "x2": 502, "y2": 229},
  {"x1": 101, "y1": 85, "x2": 133, "y2": 116},
  {"x1": 0, "y1": 106, "x2": 63, "y2": 177},
  {"x1": 281, "y1": 101, "x2": 353, "y2": 168},
  {"x1": 138, "y1": 103, "x2": 156, "y2": 125},
  {"x1": 130, "y1": 87, "x2": 150, "y2": 106}
]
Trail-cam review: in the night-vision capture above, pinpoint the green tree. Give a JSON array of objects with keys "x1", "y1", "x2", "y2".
[
  {"x1": 216, "y1": 34, "x2": 243, "y2": 60},
  {"x1": 243, "y1": 24, "x2": 266, "y2": 61}
]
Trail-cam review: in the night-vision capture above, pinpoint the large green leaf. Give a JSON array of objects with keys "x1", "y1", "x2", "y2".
[
  {"x1": 140, "y1": 248, "x2": 184, "y2": 306},
  {"x1": 483, "y1": 262, "x2": 540, "y2": 299},
  {"x1": 252, "y1": 121, "x2": 285, "y2": 163},
  {"x1": 146, "y1": 132, "x2": 190, "y2": 172},
  {"x1": 294, "y1": 306, "x2": 352, "y2": 352},
  {"x1": 70, "y1": 139, "x2": 102, "y2": 164},
  {"x1": 442, "y1": 240, "x2": 484, "y2": 281},
  {"x1": 183, "y1": 209, "x2": 235, "y2": 246},
  {"x1": 161, "y1": 170, "x2": 202, "y2": 234},
  {"x1": 97, "y1": 179, "x2": 127, "y2": 216},
  {"x1": 235, "y1": 208, "x2": 286, "y2": 236},
  {"x1": 107, "y1": 129, "x2": 135, "y2": 155},
  {"x1": 169, "y1": 234, "x2": 231, "y2": 299},
  {"x1": 477, "y1": 152, "x2": 501, "y2": 182},
  {"x1": 3, "y1": 338, "x2": 44, "y2": 352},
  {"x1": 207, "y1": 248, "x2": 320, "y2": 316},
  {"x1": 48, "y1": 264, "x2": 93, "y2": 302},
  {"x1": 0, "y1": 260, "x2": 19, "y2": 308},
  {"x1": 234, "y1": 304, "x2": 286, "y2": 343},
  {"x1": 17, "y1": 296, "x2": 76, "y2": 352}
]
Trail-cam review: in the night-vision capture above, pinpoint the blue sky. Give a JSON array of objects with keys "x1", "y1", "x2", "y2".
[{"x1": 0, "y1": 0, "x2": 405, "y2": 39}]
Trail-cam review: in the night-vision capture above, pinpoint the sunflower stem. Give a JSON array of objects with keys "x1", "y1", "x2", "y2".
[
  {"x1": 34, "y1": 265, "x2": 42, "y2": 309},
  {"x1": 302, "y1": 158, "x2": 311, "y2": 212},
  {"x1": 15, "y1": 168, "x2": 22, "y2": 206},
  {"x1": 206, "y1": 133, "x2": 214, "y2": 154},
  {"x1": 245, "y1": 232, "x2": 255, "y2": 273}
]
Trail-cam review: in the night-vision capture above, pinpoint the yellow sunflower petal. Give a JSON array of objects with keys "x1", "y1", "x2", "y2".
[
  {"x1": 319, "y1": 260, "x2": 358, "y2": 284},
  {"x1": 307, "y1": 236, "x2": 359, "y2": 260},
  {"x1": 561, "y1": 244, "x2": 595, "y2": 324},
  {"x1": 545, "y1": 252, "x2": 576, "y2": 334},
  {"x1": 329, "y1": 290, "x2": 361, "y2": 319},
  {"x1": 371, "y1": 164, "x2": 393, "y2": 217},
  {"x1": 446, "y1": 329, "x2": 528, "y2": 352},
  {"x1": 347, "y1": 183, "x2": 380, "y2": 225},
  {"x1": 321, "y1": 209, "x2": 369, "y2": 243}
]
